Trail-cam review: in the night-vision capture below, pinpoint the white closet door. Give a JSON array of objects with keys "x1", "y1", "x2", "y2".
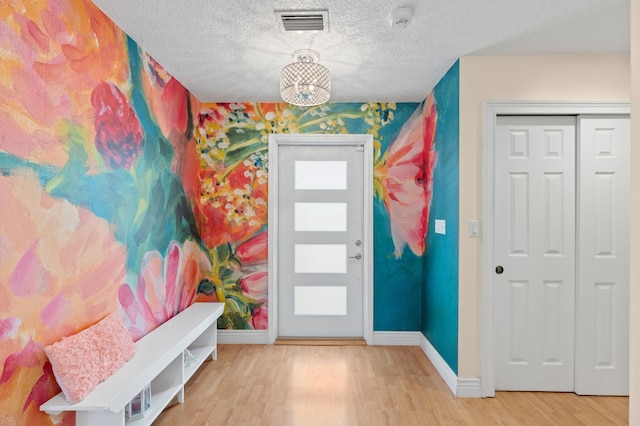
[
  {"x1": 575, "y1": 115, "x2": 630, "y2": 395},
  {"x1": 494, "y1": 116, "x2": 576, "y2": 391}
]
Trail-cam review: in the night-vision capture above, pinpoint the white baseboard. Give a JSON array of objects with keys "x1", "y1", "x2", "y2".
[
  {"x1": 218, "y1": 330, "x2": 269, "y2": 344},
  {"x1": 372, "y1": 331, "x2": 421, "y2": 346},
  {"x1": 418, "y1": 333, "x2": 482, "y2": 398},
  {"x1": 219, "y1": 330, "x2": 420, "y2": 345},
  {"x1": 456, "y1": 377, "x2": 482, "y2": 398}
]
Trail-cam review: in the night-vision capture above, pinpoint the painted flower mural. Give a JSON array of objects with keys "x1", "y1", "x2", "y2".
[
  {"x1": 0, "y1": 173, "x2": 127, "y2": 425},
  {"x1": 91, "y1": 81, "x2": 143, "y2": 169},
  {"x1": 375, "y1": 94, "x2": 438, "y2": 257},
  {"x1": 118, "y1": 240, "x2": 212, "y2": 340},
  {"x1": 2, "y1": 0, "x2": 447, "y2": 424},
  {"x1": 192, "y1": 101, "x2": 428, "y2": 329},
  {"x1": 0, "y1": 1, "x2": 206, "y2": 424}
]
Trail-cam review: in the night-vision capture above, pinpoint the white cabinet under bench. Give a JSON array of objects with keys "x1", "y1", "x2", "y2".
[{"x1": 41, "y1": 302, "x2": 224, "y2": 426}]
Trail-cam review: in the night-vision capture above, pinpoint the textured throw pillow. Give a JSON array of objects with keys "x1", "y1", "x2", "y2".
[{"x1": 44, "y1": 312, "x2": 136, "y2": 403}]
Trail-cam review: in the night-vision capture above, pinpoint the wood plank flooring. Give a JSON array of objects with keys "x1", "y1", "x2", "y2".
[{"x1": 154, "y1": 344, "x2": 628, "y2": 426}]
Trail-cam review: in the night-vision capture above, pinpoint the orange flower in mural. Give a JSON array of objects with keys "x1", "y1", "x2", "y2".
[
  {"x1": 117, "y1": 240, "x2": 212, "y2": 341},
  {"x1": 196, "y1": 158, "x2": 268, "y2": 248},
  {"x1": 91, "y1": 81, "x2": 143, "y2": 169},
  {"x1": 0, "y1": 173, "x2": 127, "y2": 425},
  {"x1": 376, "y1": 94, "x2": 438, "y2": 257},
  {"x1": 0, "y1": 0, "x2": 129, "y2": 170}
]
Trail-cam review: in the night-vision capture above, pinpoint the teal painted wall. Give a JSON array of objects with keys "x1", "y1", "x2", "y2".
[{"x1": 421, "y1": 61, "x2": 460, "y2": 373}]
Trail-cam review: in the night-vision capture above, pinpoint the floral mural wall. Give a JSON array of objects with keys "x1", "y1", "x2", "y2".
[
  {"x1": 191, "y1": 101, "x2": 433, "y2": 331},
  {"x1": 0, "y1": 1, "x2": 207, "y2": 424},
  {"x1": 1, "y1": 0, "x2": 451, "y2": 425}
]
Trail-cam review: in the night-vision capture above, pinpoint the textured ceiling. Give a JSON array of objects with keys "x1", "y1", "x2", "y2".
[{"x1": 90, "y1": 0, "x2": 629, "y2": 103}]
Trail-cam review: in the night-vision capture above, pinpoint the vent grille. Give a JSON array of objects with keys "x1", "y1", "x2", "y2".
[{"x1": 275, "y1": 10, "x2": 329, "y2": 32}]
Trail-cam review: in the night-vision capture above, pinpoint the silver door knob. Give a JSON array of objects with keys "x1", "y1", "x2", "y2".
[{"x1": 349, "y1": 253, "x2": 362, "y2": 260}]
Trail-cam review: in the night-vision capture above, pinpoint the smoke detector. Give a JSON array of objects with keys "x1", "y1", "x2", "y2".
[{"x1": 390, "y1": 7, "x2": 413, "y2": 28}]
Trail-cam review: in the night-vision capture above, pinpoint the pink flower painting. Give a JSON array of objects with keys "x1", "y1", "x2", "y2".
[
  {"x1": 377, "y1": 94, "x2": 438, "y2": 257},
  {"x1": 91, "y1": 81, "x2": 144, "y2": 169},
  {"x1": 117, "y1": 240, "x2": 212, "y2": 340}
]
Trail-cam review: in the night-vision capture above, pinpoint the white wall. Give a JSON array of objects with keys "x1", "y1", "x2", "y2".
[
  {"x1": 629, "y1": 2, "x2": 639, "y2": 423},
  {"x1": 458, "y1": 55, "x2": 631, "y2": 379}
]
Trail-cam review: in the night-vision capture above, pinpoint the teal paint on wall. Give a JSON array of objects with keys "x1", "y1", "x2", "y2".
[
  {"x1": 373, "y1": 200, "x2": 423, "y2": 331},
  {"x1": 421, "y1": 60, "x2": 460, "y2": 373}
]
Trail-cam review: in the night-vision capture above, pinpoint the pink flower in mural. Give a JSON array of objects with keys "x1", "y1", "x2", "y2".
[
  {"x1": 91, "y1": 81, "x2": 143, "y2": 169},
  {"x1": 117, "y1": 240, "x2": 212, "y2": 340},
  {"x1": 0, "y1": 317, "x2": 21, "y2": 341},
  {"x1": 0, "y1": 173, "x2": 127, "y2": 426},
  {"x1": 239, "y1": 270, "x2": 268, "y2": 329},
  {"x1": 251, "y1": 305, "x2": 268, "y2": 330},
  {"x1": 240, "y1": 271, "x2": 268, "y2": 303},
  {"x1": 377, "y1": 94, "x2": 438, "y2": 257},
  {"x1": 235, "y1": 232, "x2": 268, "y2": 265},
  {"x1": 0, "y1": 339, "x2": 40, "y2": 385},
  {"x1": 0, "y1": 0, "x2": 130, "y2": 171}
]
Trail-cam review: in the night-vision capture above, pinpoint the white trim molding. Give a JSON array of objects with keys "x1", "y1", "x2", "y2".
[
  {"x1": 481, "y1": 101, "x2": 631, "y2": 398},
  {"x1": 457, "y1": 378, "x2": 483, "y2": 398},
  {"x1": 373, "y1": 331, "x2": 421, "y2": 346},
  {"x1": 419, "y1": 334, "x2": 482, "y2": 398},
  {"x1": 420, "y1": 333, "x2": 457, "y2": 395},
  {"x1": 218, "y1": 330, "x2": 270, "y2": 345}
]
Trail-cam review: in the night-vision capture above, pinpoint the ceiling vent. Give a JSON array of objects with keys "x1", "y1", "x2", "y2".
[{"x1": 275, "y1": 10, "x2": 329, "y2": 33}]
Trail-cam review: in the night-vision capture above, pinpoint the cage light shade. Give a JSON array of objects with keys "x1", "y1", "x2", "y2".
[{"x1": 280, "y1": 53, "x2": 331, "y2": 106}]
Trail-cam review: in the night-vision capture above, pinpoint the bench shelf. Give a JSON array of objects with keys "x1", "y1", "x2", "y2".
[{"x1": 40, "y1": 302, "x2": 224, "y2": 426}]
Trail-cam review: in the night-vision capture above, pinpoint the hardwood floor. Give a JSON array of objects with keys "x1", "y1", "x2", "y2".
[{"x1": 154, "y1": 344, "x2": 628, "y2": 426}]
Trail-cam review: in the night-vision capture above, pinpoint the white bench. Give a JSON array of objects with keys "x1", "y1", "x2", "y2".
[{"x1": 40, "y1": 302, "x2": 224, "y2": 426}]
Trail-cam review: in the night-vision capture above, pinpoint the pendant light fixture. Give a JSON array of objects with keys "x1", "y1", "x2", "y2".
[{"x1": 280, "y1": 49, "x2": 331, "y2": 106}]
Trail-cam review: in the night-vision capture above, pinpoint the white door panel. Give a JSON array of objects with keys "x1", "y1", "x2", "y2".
[
  {"x1": 278, "y1": 143, "x2": 364, "y2": 337},
  {"x1": 494, "y1": 116, "x2": 576, "y2": 391},
  {"x1": 576, "y1": 115, "x2": 630, "y2": 395}
]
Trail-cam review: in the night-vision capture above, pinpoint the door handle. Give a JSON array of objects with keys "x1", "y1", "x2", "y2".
[
  {"x1": 349, "y1": 253, "x2": 362, "y2": 260},
  {"x1": 495, "y1": 265, "x2": 504, "y2": 274}
]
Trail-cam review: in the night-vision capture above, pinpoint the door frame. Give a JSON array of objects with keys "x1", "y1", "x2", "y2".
[
  {"x1": 481, "y1": 101, "x2": 630, "y2": 397},
  {"x1": 267, "y1": 133, "x2": 374, "y2": 345}
]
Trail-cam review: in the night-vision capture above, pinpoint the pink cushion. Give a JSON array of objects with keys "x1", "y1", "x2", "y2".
[{"x1": 44, "y1": 312, "x2": 135, "y2": 403}]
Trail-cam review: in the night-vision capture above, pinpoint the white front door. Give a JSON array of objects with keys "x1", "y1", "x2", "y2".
[
  {"x1": 275, "y1": 138, "x2": 368, "y2": 338},
  {"x1": 494, "y1": 116, "x2": 577, "y2": 391},
  {"x1": 575, "y1": 115, "x2": 630, "y2": 395}
]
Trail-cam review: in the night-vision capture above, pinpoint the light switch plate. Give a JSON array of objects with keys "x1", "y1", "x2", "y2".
[
  {"x1": 469, "y1": 220, "x2": 480, "y2": 237},
  {"x1": 435, "y1": 219, "x2": 446, "y2": 235}
]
